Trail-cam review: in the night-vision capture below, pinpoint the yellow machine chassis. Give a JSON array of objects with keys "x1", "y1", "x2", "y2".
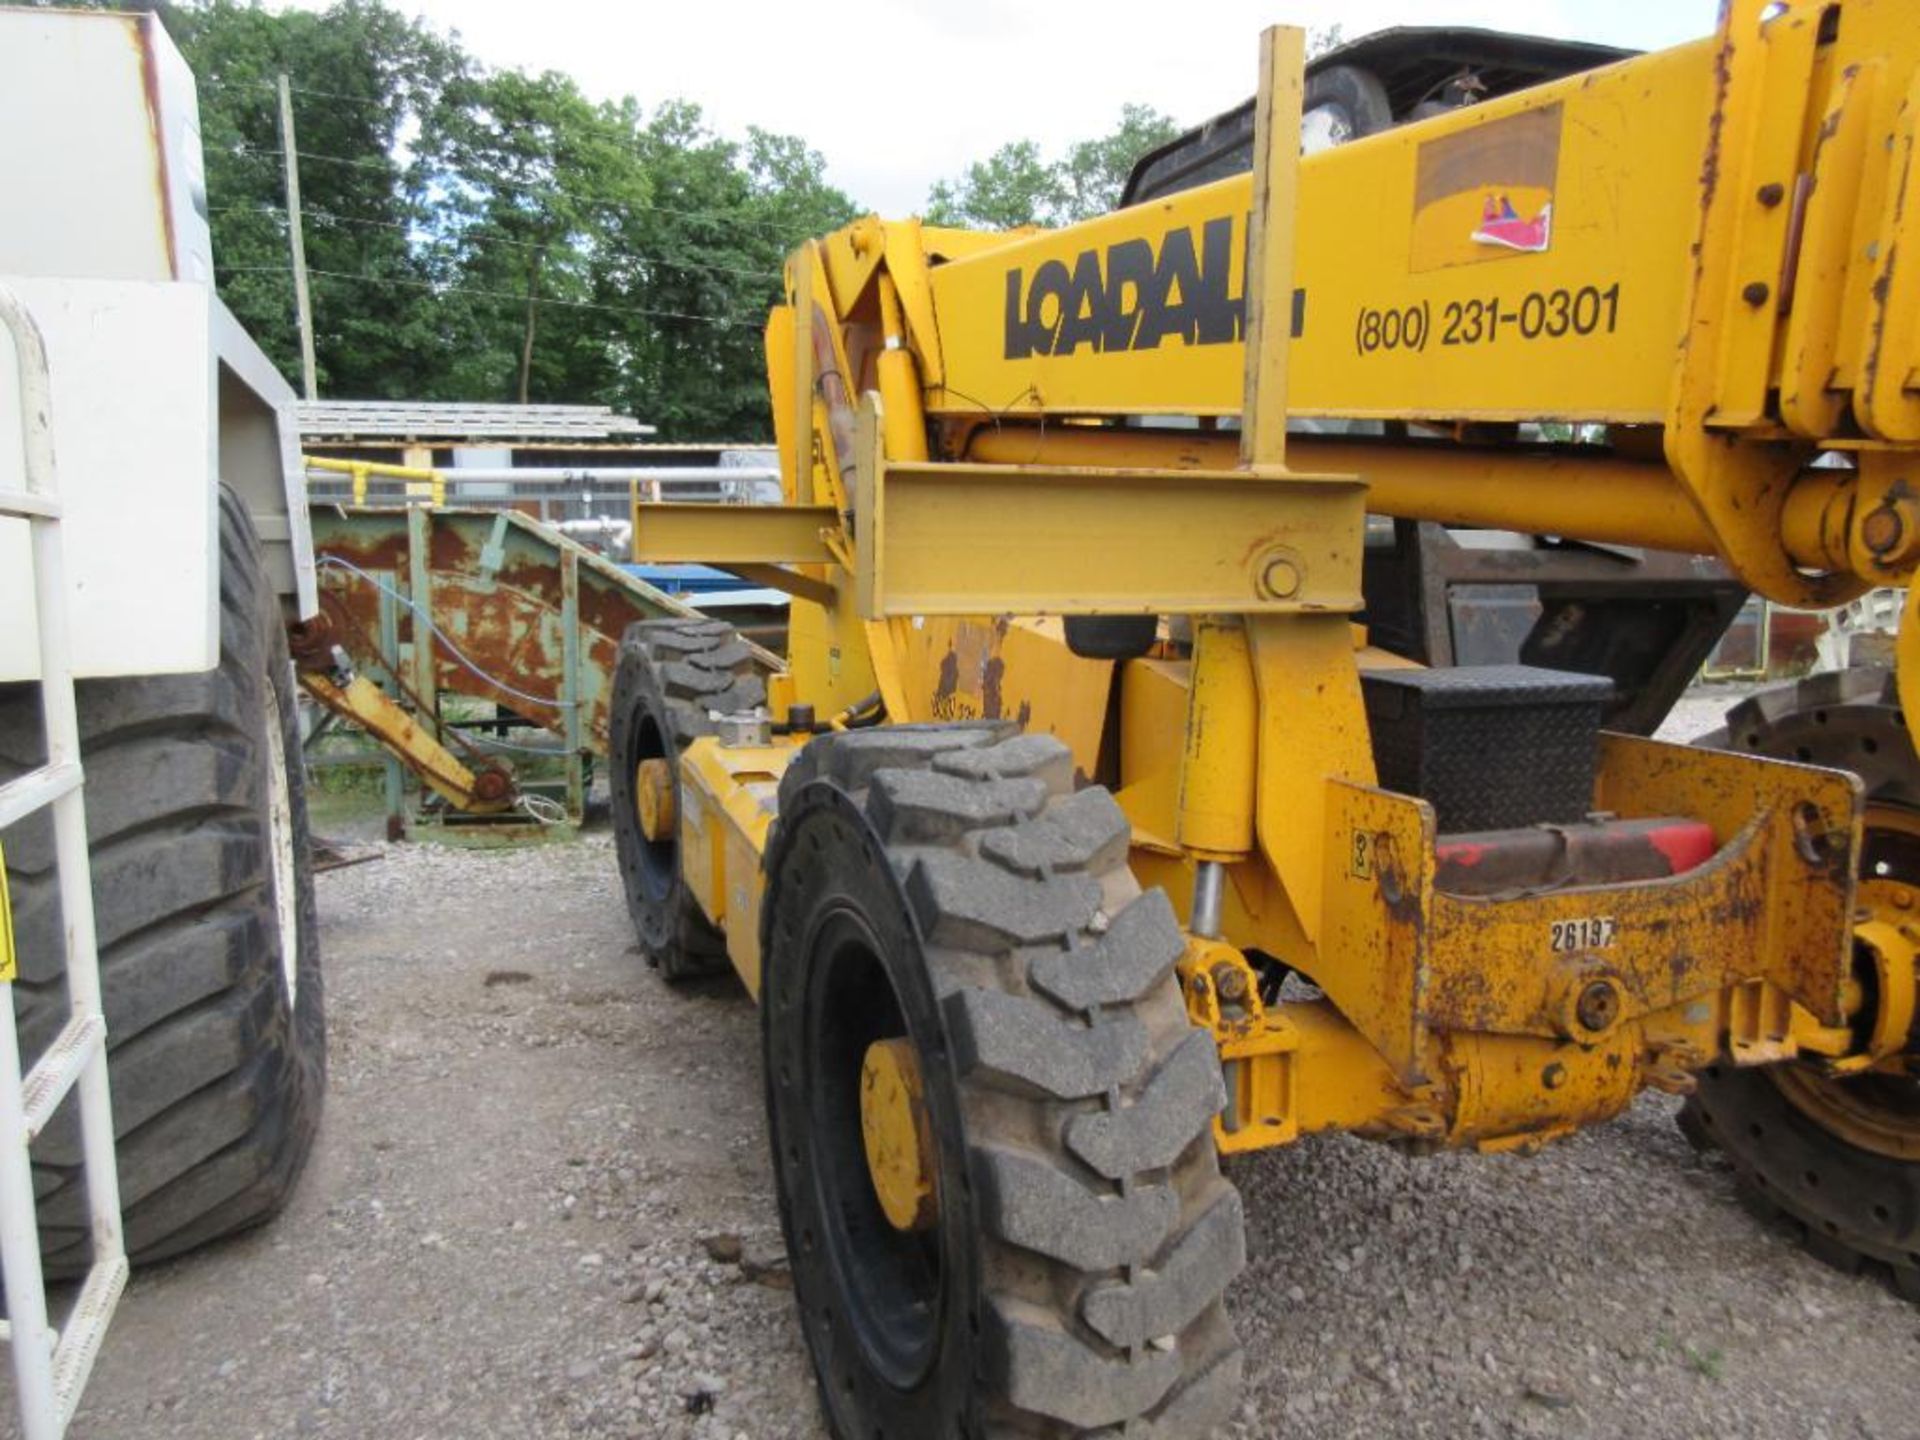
[{"x1": 633, "y1": 4, "x2": 1920, "y2": 1159}]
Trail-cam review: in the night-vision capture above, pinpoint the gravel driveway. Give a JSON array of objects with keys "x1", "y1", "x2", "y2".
[{"x1": 13, "y1": 685, "x2": 1918, "y2": 1439}]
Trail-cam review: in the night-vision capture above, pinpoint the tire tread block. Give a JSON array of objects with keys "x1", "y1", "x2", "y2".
[
  {"x1": 1128, "y1": 1328, "x2": 1246, "y2": 1440},
  {"x1": 781, "y1": 723, "x2": 1012, "y2": 803},
  {"x1": 628, "y1": 618, "x2": 733, "y2": 654},
  {"x1": 948, "y1": 988, "x2": 1146, "y2": 1099},
  {"x1": 1067, "y1": 1029, "x2": 1226, "y2": 1180},
  {"x1": 975, "y1": 1145, "x2": 1178, "y2": 1271},
  {"x1": 658, "y1": 660, "x2": 743, "y2": 700},
  {"x1": 1030, "y1": 890, "x2": 1184, "y2": 1011},
  {"x1": 981, "y1": 787, "x2": 1132, "y2": 878},
  {"x1": 907, "y1": 853, "x2": 1101, "y2": 950},
  {"x1": 868, "y1": 770, "x2": 1048, "y2": 843},
  {"x1": 989, "y1": 1299, "x2": 1180, "y2": 1431},
  {"x1": 683, "y1": 637, "x2": 753, "y2": 671},
  {"x1": 1081, "y1": 1185, "x2": 1246, "y2": 1347},
  {"x1": 932, "y1": 732, "x2": 1073, "y2": 789}
]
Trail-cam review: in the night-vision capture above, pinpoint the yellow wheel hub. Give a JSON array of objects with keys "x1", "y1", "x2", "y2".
[
  {"x1": 860, "y1": 1037, "x2": 938, "y2": 1233},
  {"x1": 635, "y1": 757, "x2": 676, "y2": 843}
]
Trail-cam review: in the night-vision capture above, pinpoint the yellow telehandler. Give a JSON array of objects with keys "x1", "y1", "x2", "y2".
[{"x1": 610, "y1": 3, "x2": 1920, "y2": 1432}]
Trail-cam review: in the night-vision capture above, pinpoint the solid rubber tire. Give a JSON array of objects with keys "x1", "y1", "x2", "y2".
[
  {"x1": 1686, "y1": 668, "x2": 1920, "y2": 1300},
  {"x1": 607, "y1": 617, "x2": 764, "y2": 981},
  {"x1": 760, "y1": 722, "x2": 1247, "y2": 1436}
]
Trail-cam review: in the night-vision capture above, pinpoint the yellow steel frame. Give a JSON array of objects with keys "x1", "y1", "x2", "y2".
[
  {"x1": 641, "y1": 7, "x2": 1920, "y2": 1158},
  {"x1": 630, "y1": 502, "x2": 838, "y2": 566},
  {"x1": 850, "y1": 399, "x2": 1364, "y2": 617},
  {"x1": 297, "y1": 671, "x2": 513, "y2": 815}
]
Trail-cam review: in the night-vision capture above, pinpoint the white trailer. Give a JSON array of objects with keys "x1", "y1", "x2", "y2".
[{"x1": 0, "y1": 12, "x2": 326, "y2": 1429}]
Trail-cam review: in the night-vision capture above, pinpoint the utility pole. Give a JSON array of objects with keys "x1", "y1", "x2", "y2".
[
  {"x1": 518, "y1": 246, "x2": 544, "y2": 406},
  {"x1": 276, "y1": 73, "x2": 318, "y2": 400}
]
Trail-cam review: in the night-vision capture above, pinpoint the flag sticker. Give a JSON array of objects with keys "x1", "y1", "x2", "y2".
[
  {"x1": 1410, "y1": 104, "x2": 1562, "y2": 272},
  {"x1": 1471, "y1": 194, "x2": 1552, "y2": 253}
]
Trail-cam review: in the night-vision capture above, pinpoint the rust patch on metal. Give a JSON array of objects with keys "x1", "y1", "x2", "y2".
[
  {"x1": 981, "y1": 655, "x2": 1006, "y2": 720},
  {"x1": 286, "y1": 609, "x2": 338, "y2": 670},
  {"x1": 132, "y1": 18, "x2": 179, "y2": 279},
  {"x1": 311, "y1": 507, "x2": 705, "y2": 760},
  {"x1": 934, "y1": 646, "x2": 960, "y2": 710}
]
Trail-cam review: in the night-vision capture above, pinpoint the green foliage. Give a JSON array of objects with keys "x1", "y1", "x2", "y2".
[
  {"x1": 97, "y1": 0, "x2": 855, "y2": 439},
  {"x1": 924, "y1": 139, "x2": 1064, "y2": 230},
  {"x1": 37, "y1": 3, "x2": 1192, "y2": 429},
  {"x1": 165, "y1": 0, "x2": 462, "y2": 398},
  {"x1": 924, "y1": 105, "x2": 1182, "y2": 229},
  {"x1": 1309, "y1": 24, "x2": 1347, "y2": 59},
  {"x1": 1059, "y1": 104, "x2": 1185, "y2": 219}
]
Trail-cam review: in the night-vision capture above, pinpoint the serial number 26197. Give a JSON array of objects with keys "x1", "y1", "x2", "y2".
[{"x1": 1549, "y1": 916, "x2": 1618, "y2": 953}]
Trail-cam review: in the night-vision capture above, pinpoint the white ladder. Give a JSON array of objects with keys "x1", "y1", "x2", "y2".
[{"x1": 0, "y1": 283, "x2": 128, "y2": 1439}]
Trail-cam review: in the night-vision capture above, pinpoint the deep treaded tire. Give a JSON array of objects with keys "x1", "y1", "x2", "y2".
[
  {"x1": 1686, "y1": 668, "x2": 1920, "y2": 1300},
  {"x1": 0, "y1": 486, "x2": 325, "y2": 1273},
  {"x1": 761, "y1": 722, "x2": 1245, "y2": 1438},
  {"x1": 609, "y1": 617, "x2": 764, "y2": 980}
]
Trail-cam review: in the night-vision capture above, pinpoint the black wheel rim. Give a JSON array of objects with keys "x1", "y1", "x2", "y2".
[{"x1": 800, "y1": 906, "x2": 943, "y2": 1391}]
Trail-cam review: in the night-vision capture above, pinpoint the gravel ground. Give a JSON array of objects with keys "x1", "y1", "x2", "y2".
[{"x1": 15, "y1": 682, "x2": 1920, "y2": 1439}]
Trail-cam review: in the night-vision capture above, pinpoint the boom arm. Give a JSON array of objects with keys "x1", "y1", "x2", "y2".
[{"x1": 765, "y1": 0, "x2": 1920, "y2": 625}]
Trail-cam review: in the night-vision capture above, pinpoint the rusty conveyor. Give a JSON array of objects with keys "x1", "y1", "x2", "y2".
[{"x1": 294, "y1": 505, "x2": 770, "y2": 831}]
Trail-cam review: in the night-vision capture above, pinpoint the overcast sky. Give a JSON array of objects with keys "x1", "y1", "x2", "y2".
[{"x1": 392, "y1": 0, "x2": 1721, "y2": 214}]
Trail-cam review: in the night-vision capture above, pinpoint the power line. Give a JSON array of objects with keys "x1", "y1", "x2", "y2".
[
  {"x1": 215, "y1": 259, "x2": 758, "y2": 328},
  {"x1": 211, "y1": 75, "x2": 839, "y2": 218},
  {"x1": 224, "y1": 142, "x2": 802, "y2": 237},
  {"x1": 208, "y1": 201, "x2": 782, "y2": 281},
  {"x1": 207, "y1": 77, "x2": 398, "y2": 109}
]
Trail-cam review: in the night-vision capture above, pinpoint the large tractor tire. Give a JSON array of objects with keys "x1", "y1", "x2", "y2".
[
  {"x1": 760, "y1": 723, "x2": 1245, "y2": 1437},
  {"x1": 1686, "y1": 668, "x2": 1920, "y2": 1299},
  {"x1": 0, "y1": 486, "x2": 325, "y2": 1273},
  {"x1": 608, "y1": 617, "x2": 763, "y2": 981},
  {"x1": 1300, "y1": 63, "x2": 1394, "y2": 151}
]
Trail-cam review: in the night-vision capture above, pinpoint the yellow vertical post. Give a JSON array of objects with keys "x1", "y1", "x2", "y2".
[
  {"x1": 791, "y1": 245, "x2": 817, "y2": 506},
  {"x1": 1240, "y1": 24, "x2": 1306, "y2": 473},
  {"x1": 402, "y1": 445, "x2": 435, "y2": 507},
  {"x1": 1177, "y1": 26, "x2": 1313, "y2": 927},
  {"x1": 1241, "y1": 25, "x2": 1375, "y2": 942}
]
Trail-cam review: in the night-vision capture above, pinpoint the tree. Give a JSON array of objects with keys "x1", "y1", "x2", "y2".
[
  {"x1": 1309, "y1": 24, "x2": 1346, "y2": 59},
  {"x1": 922, "y1": 106, "x2": 1180, "y2": 229},
  {"x1": 51, "y1": 0, "x2": 862, "y2": 439},
  {"x1": 1057, "y1": 104, "x2": 1182, "y2": 220},
  {"x1": 924, "y1": 139, "x2": 1063, "y2": 229},
  {"x1": 411, "y1": 67, "x2": 636, "y2": 405},
  {"x1": 162, "y1": 0, "x2": 460, "y2": 397}
]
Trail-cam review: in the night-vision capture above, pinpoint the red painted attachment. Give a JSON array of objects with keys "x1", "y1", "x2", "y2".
[{"x1": 1435, "y1": 817, "x2": 1717, "y2": 897}]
